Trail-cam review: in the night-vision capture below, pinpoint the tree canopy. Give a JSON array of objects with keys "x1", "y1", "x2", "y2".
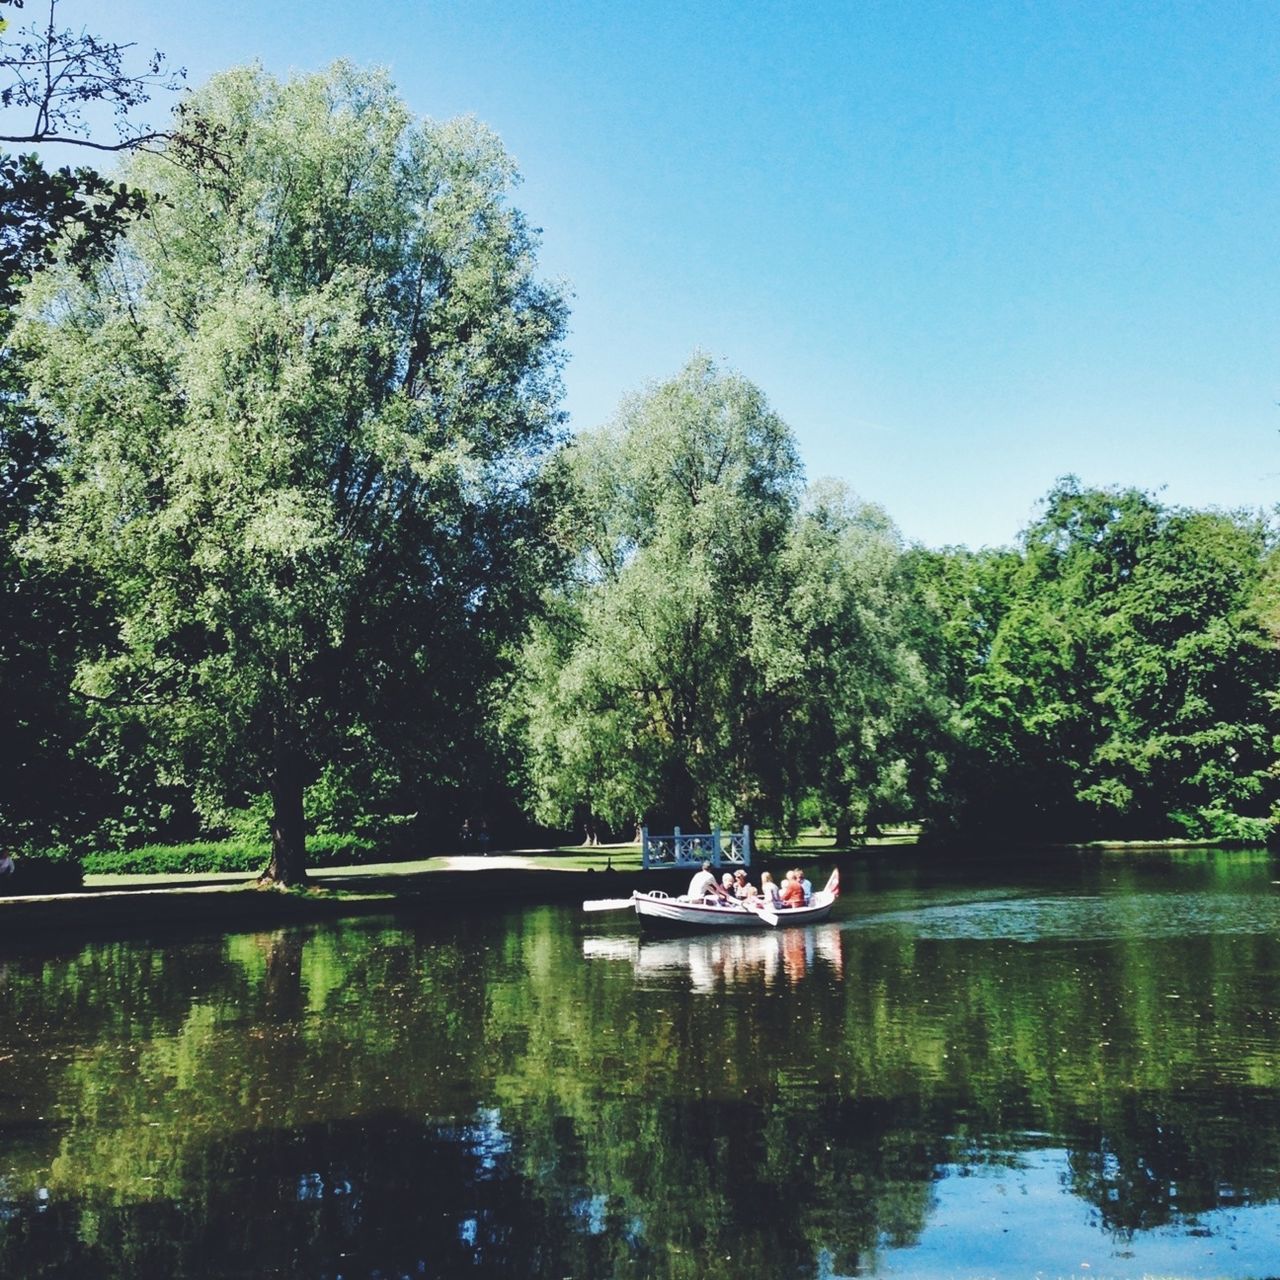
[{"x1": 19, "y1": 62, "x2": 566, "y2": 881}]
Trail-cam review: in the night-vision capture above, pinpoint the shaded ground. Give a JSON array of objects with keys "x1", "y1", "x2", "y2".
[{"x1": 0, "y1": 835, "x2": 904, "y2": 940}]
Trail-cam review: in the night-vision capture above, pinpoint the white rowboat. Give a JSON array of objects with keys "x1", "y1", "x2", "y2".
[{"x1": 586, "y1": 869, "x2": 840, "y2": 931}]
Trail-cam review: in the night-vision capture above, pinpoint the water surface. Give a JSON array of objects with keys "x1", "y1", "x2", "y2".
[{"x1": 3, "y1": 850, "x2": 1280, "y2": 1277}]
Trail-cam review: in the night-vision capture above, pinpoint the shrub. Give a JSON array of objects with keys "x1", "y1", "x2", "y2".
[
  {"x1": 83, "y1": 834, "x2": 383, "y2": 876},
  {"x1": 1167, "y1": 807, "x2": 1273, "y2": 845}
]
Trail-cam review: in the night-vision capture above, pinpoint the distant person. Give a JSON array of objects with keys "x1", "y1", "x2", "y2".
[
  {"x1": 0, "y1": 850, "x2": 13, "y2": 879},
  {"x1": 687, "y1": 860, "x2": 717, "y2": 901}
]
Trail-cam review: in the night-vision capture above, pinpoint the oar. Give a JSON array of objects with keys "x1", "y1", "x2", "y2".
[
  {"x1": 744, "y1": 897, "x2": 779, "y2": 927},
  {"x1": 582, "y1": 896, "x2": 636, "y2": 913}
]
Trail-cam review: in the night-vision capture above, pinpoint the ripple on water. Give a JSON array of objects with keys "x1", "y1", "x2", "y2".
[{"x1": 854, "y1": 891, "x2": 1280, "y2": 943}]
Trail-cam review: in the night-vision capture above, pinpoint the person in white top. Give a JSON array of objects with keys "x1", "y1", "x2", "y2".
[
  {"x1": 686, "y1": 860, "x2": 717, "y2": 901},
  {"x1": 759, "y1": 871, "x2": 783, "y2": 909}
]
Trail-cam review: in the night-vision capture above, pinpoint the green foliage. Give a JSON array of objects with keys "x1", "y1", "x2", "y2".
[
  {"x1": 753, "y1": 481, "x2": 946, "y2": 838},
  {"x1": 508, "y1": 355, "x2": 802, "y2": 831},
  {"x1": 82, "y1": 833, "x2": 378, "y2": 876},
  {"x1": 931, "y1": 478, "x2": 1280, "y2": 841},
  {"x1": 18, "y1": 62, "x2": 566, "y2": 881},
  {"x1": 1166, "y1": 807, "x2": 1273, "y2": 845}
]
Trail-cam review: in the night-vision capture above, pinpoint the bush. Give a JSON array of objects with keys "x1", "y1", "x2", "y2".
[
  {"x1": 1167, "y1": 807, "x2": 1273, "y2": 845},
  {"x1": 82, "y1": 834, "x2": 383, "y2": 876}
]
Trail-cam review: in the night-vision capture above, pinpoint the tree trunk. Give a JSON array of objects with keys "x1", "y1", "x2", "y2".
[
  {"x1": 833, "y1": 814, "x2": 853, "y2": 849},
  {"x1": 260, "y1": 735, "x2": 308, "y2": 887}
]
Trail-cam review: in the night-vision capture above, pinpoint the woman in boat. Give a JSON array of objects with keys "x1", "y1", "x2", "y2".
[
  {"x1": 732, "y1": 869, "x2": 757, "y2": 899},
  {"x1": 759, "y1": 871, "x2": 783, "y2": 910}
]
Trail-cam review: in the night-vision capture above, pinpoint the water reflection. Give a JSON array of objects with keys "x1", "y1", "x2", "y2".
[
  {"x1": 583, "y1": 924, "x2": 845, "y2": 990},
  {"x1": 1, "y1": 853, "x2": 1279, "y2": 1276}
]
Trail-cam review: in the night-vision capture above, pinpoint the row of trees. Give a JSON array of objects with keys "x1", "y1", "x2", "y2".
[
  {"x1": 508, "y1": 371, "x2": 1280, "y2": 849},
  {"x1": 2, "y1": 27, "x2": 1277, "y2": 882}
]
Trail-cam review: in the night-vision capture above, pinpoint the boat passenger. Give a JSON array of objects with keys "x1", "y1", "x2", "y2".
[
  {"x1": 687, "y1": 860, "x2": 717, "y2": 902},
  {"x1": 800, "y1": 870, "x2": 813, "y2": 905},
  {"x1": 759, "y1": 871, "x2": 783, "y2": 910},
  {"x1": 779, "y1": 870, "x2": 805, "y2": 909},
  {"x1": 732, "y1": 869, "x2": 757, "y2": 899}
]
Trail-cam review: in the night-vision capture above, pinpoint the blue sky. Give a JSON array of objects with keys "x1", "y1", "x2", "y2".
[{"x1": 50, "y1": 2, "x2": 1280, "y2": 547}]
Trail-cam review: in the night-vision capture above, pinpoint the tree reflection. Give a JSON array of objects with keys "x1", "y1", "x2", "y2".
[{"x1": 1, "y1": 866, "x2": 1280, "y2": 1275}]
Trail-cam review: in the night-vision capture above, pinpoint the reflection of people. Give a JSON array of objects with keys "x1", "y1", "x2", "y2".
[
  {"x1": 687, "y1": 860, "x2": 716, "y2": 901},
  {"x1": 0, "y1": 850, "x2": 14, "y2": 879}
]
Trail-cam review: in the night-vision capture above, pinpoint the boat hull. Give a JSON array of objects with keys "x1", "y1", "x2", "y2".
[{"x1": 633, "y1": 893, "x2": 835, "y2": 932}]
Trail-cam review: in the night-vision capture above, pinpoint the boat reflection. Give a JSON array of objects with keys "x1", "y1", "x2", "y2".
[{"x1": 582, "y1": 923, "x2": 844, "y2": 991}]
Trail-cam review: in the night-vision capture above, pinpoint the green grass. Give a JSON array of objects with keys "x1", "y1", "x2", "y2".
[{"x1": 74, "y1": 824, "x2": 923, "y2": 883}]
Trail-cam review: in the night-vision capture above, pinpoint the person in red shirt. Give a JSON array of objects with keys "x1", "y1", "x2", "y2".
[{"x1": 779, "y1": 868, "x2": 805, "y2": 908}]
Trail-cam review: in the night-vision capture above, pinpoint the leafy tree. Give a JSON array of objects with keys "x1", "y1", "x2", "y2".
[
  {"x1": 752, "y1": 481, "x2": 947, "y2": 842},
  {"x1": 509, "y1": 356, "x2": 801, "y2": 833},
  {"x1": 0, "y1": 0, "x2": 183, "y2": 853},
  {"x1": 18, "y1": 63, "x2": 566, "y2": 883},
  {"x1": 950, "y1": 479, "x2": 1280, "y2": 840}
]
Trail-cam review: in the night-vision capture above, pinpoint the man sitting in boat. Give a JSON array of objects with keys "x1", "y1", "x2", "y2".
[{"x1": 686, "y1": 860, "x2": 718, "y2": 902}]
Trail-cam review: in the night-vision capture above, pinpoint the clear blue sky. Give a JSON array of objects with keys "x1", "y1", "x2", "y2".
[{"x1": 59, "y1": 3, "x2": 1280, "y2": 546}]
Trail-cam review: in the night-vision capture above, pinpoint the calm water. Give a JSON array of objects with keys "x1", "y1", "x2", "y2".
[{"x1": 4, "y1": 851, "x2": 1280, "y2": 1278}]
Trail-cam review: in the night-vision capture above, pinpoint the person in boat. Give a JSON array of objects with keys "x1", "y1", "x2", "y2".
[
  {"x1": 732, "y1": 869, "x2": 757, "y2": 899},
  {"x1": 687, "y1": 860, "x2": 718, "y2": 902},
  {"x1": 759, "y1": 871, "x2": 783, "y2": 910},
  {"x1": 800, "y1": 869, "x2": 813, "y2": 905},
  {"x1": 779, "y1": 869, "x2": 805, "y2": 909}
]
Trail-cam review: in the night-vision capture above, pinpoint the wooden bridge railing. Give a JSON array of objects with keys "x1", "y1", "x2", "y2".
[{"x1": 641, "y1": 826, "x2": 751, "y2": 870}]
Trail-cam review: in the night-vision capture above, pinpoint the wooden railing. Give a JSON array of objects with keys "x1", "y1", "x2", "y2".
[{"x1": 641, "y1": 825, "x2": 751, "y2": 870}]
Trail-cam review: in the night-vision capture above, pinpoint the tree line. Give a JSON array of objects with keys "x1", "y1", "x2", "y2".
[{"x1": 2, "y1": 41, "x2": 1277, "y2": 884}]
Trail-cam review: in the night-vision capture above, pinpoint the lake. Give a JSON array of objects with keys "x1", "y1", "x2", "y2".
[{"x1": 3, "y1": 849, "x2": 1280, "y2": 1278}]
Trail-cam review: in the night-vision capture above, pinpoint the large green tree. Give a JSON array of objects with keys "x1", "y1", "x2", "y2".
[
  {"x1": 752, "y1": 481, "x2": 948, "y2": 842},
  {"x1": 509, "y1": 356, "x2": 801, "y2": 834},
  {"x1": 19, "y1": 63, "x2": 566, "y2": 883},
  {"x1": 950, "y1": 480, "x2": 1280, "y2": 840}
]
